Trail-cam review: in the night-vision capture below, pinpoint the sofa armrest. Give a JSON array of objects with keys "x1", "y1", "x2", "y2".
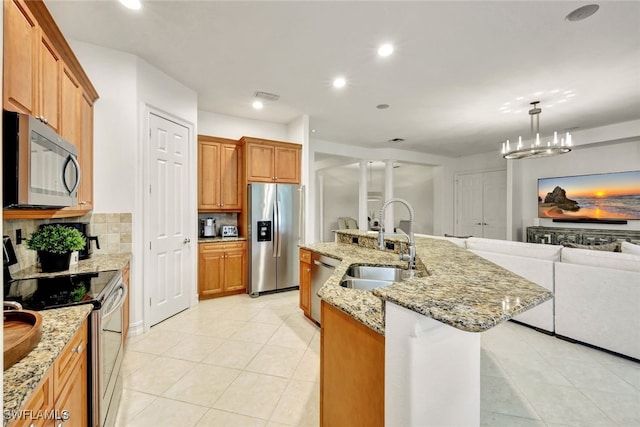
[{"x1": 555, "y1": 262, "x2": 640, "y2": 359}]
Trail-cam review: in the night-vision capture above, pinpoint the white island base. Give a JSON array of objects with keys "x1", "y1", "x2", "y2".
[{"x1": 385, "y1": 302, "x2": 481, "y2": 427}]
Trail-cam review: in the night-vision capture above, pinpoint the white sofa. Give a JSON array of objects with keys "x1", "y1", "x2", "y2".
[{"x1": 418, "y1": 234, "x2": 640, "y2": 360}]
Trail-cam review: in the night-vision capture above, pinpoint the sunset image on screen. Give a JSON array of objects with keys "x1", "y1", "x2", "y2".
[{"x1": 538, "y1": 171, "x2": 640, "y2": 220}]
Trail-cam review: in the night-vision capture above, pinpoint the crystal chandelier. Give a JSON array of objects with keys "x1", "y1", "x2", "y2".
[{"x1": 501, "y1": 101, "x2": 572, "y2": 160}]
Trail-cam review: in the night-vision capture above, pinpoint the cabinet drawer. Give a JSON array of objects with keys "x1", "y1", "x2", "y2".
[
  {"x1": 53, "y1": 320, "x2": 88, "y2": 396},
  {"x1": 200, "y1": 241, "x2": 246, "y2": 252},
  {"x1": 299, "y1": 249, "x2": 311, "y2": 264}
]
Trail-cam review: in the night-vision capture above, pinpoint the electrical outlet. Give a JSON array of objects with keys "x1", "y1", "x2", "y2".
[
  {"x1": 385, "y1": 241, "x2": 395, "y2": 250},
  {"x1": 351, "y1": 237, "x2": 359, "y2": 244},
  {"x1": 16, "y1": 229, "x2": 22, "y2": 245}
]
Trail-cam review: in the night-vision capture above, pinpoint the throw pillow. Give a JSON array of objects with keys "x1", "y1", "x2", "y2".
[
  {"x1": 621, "y1": 241, "x2": 640, "y2": 255},
  {"x1": 560, "y1": 240, "x2": 621, "y2": 252}
]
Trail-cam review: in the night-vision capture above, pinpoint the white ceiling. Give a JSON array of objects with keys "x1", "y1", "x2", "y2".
[{"x1": 45, "y1": 1, "x2": 640, "y2": 157}]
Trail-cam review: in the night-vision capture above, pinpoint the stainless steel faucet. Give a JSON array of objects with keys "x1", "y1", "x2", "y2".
[{"x1": 378, "y1": 198, "x2": 416, "y2": 270}]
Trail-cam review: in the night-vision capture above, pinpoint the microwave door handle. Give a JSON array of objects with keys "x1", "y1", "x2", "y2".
[{"x1": 63, "y1": 155, "x2": 81, "y2": 195}]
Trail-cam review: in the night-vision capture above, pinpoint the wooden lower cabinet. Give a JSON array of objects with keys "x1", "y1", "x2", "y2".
[
  {"x1": 122, "y1": 261, "x2": 131, "y2": 345},
  {"x1": 321, "y1": 301, "x2": 384, "y2": 427},
  {"x1": 198, "y1": 241, "x2": 247, "y2": 299},
  {"x1": 13, "y1": 319, "x2": 88, "y2": 427},
  {"x1": 299, "y1": 249, "x2": 312, "y2": 319}
]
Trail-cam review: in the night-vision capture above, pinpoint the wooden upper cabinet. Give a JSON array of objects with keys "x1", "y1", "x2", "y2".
[
  {"x1": 2, "y1": 0, "x2": 99, "y2": 219},
  {"x1": 198, "y1": 135, "x2": 242, "y2": 211},
  {"x1": 38, "y1": 31, "x2": 61, "y2": 132},
  {"x1": 60, "y1": 66, "x2": 80, "y2": 146},
  {"x1": 240, "y1": 136, "x2": 301, "y2": 184},
  {"x1": 3, "y1": 0, "x2": 38, "y2": 115}
]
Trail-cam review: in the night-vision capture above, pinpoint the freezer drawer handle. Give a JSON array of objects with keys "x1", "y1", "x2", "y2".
[{"x1": 313, "y1": 259, "x2": 336, "y2": 270}]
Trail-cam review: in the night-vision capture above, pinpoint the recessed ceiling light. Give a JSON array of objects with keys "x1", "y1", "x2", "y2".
[
  {"x1": 311, "y1": 129, "x2": 316, "y2": 133},
  {"x1": 566, "y1": 4, "x2": 599, "y2": 22},
  {"x1": 377, "y1": 43, "x2": 394, "y2": 57},
  {"x1": 333, "y1": 77, "x2": 346, "y2": 88},
  {"x1": 119, "y1": 0, "x2": 142, "y2": 10},
  {"x1": 252, "y1": 100, "x2": 263, "y2": 110}
]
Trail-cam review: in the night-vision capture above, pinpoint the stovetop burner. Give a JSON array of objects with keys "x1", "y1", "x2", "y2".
[{"x1": 4, "y1": 270, "x2": 120, "y2": 311}]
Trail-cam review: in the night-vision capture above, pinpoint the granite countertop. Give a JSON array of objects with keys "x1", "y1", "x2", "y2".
[
  {"x1": 198, "y1": 237, "x2": 246, "y2": 243},
  {"x1": 3, "y1": 304, "x2": 93, "y2": 425},
  {"x1": 301, "y1": 232, "x2": 553, "y2": 334},
  {"x1": 10, "y1": 253, "x2": 131, "y2": 280}
]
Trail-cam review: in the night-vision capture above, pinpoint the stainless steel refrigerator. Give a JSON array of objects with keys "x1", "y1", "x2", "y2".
[{"x1": 248, "y1": 183, "x2": 303, "y2": 296}]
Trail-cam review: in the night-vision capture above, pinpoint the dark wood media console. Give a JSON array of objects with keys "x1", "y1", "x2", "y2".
[{"x1": 526, "y1": 226, "x2": 640, "y2": 246}]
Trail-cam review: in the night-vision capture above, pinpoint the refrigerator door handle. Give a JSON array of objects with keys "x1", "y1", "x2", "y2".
[
  {"x1": 298, "y1": 185, "x2": 305, "y2": 243},
  {"x1": 276, "y1": 200, "x2": 282, "y2": 257},
  {"x1": 272, "y1": 200, "x2": 278, "y2": 257}
]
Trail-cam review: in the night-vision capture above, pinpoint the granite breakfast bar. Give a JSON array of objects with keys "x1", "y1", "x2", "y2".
[{"x1": 302, "y1": 230, "x2": 553, "y2": 427}]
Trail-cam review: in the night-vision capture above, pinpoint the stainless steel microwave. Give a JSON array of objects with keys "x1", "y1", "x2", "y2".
[{"x1": 3, "y1": 110, "x2": 80, "y2": 208}]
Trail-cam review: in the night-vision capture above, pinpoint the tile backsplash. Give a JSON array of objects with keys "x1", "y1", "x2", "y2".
[{"x1": 3, "y1": 212, "x2": 132, "y2": 273}]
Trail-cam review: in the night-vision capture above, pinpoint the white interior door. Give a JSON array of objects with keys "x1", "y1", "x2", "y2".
[
  {"x1": 147, "y1": 112, "x2": 191, "y2": 326},
  {"x1": 455, "y1": 173, "x2": 484, "y2": 237},
  {"x1": 455, "y1": 170, "x2": 506, "y2": 239}
]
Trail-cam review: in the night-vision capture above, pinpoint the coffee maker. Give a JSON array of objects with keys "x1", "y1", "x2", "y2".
[{"x1": 201, "y1": 218, "x2": 216, "y2": 237}]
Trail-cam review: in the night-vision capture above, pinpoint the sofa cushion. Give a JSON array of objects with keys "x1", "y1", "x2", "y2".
[
  {"x1": 560, "y1": 247, "x2": 640, "y2": 273},
  {"x1": 621, "y1": 241, "x2": 640, "y2": 256},
  {"x1": 466, "y1": 237, "x2": 562, "y2": 261}
]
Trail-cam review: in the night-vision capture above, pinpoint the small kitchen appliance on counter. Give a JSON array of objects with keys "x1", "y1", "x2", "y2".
[
  {"x1": 220, "y1": 225, "x2": 239, "y2": 237},
  {"x1": 201, "y1": 218, "x2": 216, "y2": 237}
]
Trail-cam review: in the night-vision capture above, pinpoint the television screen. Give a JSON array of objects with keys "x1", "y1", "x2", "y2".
[{"x1": 538, "y1": 170, "x2": 640, "y2": 220}]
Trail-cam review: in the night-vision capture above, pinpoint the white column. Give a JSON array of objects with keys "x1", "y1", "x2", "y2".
[
  {"x1": 359, "y1": 160, "x2": 369, "y2": 232},
  {"x1": 385, "y1": 302, "x2": 481, "y2": 427},
  {"x1": 384, "y1": 159, "x2": 395, "y2": 232}
]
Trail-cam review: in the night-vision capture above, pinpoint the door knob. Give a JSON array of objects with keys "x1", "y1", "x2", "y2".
[{"x1": 183, "y1": 238, "x2": 191, "y2": 244}]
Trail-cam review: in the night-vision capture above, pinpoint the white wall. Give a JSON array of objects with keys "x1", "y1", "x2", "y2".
[
  {"x1": 198, "y1": 110, "x2": 288, "y2": 141},
  {"x1": 69, "y1": 40, "x2": 198, "y2": 335},
  {"x1": 514, "y1": 139, "x2": 640, "y2": 240}
]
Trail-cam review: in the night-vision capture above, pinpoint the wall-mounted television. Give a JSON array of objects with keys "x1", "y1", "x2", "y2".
[{"x1": 538, "y1": 170, "x2": 640, "y2": 221}]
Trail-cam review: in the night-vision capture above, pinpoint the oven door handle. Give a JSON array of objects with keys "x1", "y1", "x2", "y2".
[{"x1": 102, "y1": 283, "x2": 128, "y2": 321}]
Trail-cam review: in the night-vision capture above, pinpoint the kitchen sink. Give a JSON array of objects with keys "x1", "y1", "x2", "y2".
[
  {"x1": 346, "y1": 265, "x2": 404, "y2": 281},
  {"x1": 340, "y1": 278, "x2": 395, "y2": 291}
]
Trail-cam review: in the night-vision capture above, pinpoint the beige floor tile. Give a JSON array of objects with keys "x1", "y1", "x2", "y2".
[
  {"x1": 163, "y1": 334, "x2": 226, "y2": 362},
  {"x1": 193, "y1": 318, "x2": 247, "y2": 338},
  {"x1": 292, "y1": 348, "x2": 320, "y2": 382},
  {"x1": 194, "y1": 409, "x2": 266, "y2": 427},
  {"x1": 267, "y1": 324, "x2": 315, "y2": 350},
  {"x1": 480, "y1": 411, "x2": 547, "y2": 426},
  {"x1": 547, "y1": 357, "x2": 637, "y2": 394},
  {"x1": 162, "y1": 364, "x2": 241, "y2": 407},
  {"x1": 120, "y1": 350, "x2": 159, "y2": 377},
  {"x1": 201, "y1": 339, "x2": 264, "y2": 369},
  {"x1": 114, "y1": 389, "x2": 156, "y2": 426},
  {"x1": 127, "y1": 329, "x2": 186, "y2": 355},
  {"x1": 231, "y1": 322, "x2": 280, "y2": 344},
  {"x1": 269, "y1": 379, "x2": 319, "y2": 426},
  {"x1": 580, "y1": 387, "x2": 640, "y2": 426},
  {"x1": 250, "y1": 307, "x2": 292, "y2": 325},
  {"x1": 124, "y1": 355, "x2": 196, "y2": 395},
  {"x1": 213, "y1": 371, "x2": 288, "y2": 420},
  {"x1": 480, "y1": 375, "x2": 541, "y2": 420},
  {"x1": 125, "y1": 397, "x2": 207, "y2": 427},
  {"x1": 245, "y1": 345, "x2": 306, "y2": 378}
]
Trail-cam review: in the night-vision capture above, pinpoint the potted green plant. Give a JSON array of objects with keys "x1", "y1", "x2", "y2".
[{"x1": 26, "y1": 224, "x2": 86, "y2": 272}]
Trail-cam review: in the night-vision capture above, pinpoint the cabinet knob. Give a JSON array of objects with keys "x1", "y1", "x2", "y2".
[
  {"x1": 80, "y1": 201, "x2": 87, "y2": 205},
  {"x1": 306, "y1": 268, "x2": 311, "y2": 272},
  {"x1": 72, "y1": 344, "x2": 83, "y2": 353}
]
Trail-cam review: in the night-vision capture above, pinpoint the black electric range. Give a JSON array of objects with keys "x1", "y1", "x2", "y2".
[{"x1": 4, "y1": 270, "x2": 121, "y2": 311}]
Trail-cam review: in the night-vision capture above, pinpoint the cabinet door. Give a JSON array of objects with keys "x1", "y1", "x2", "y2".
[
  {"x1": 246, "y1": 143, "x2": 275, "y2": 182},
  {"x1": 224, "y1": 248, "x2": 246, "y2": 292},
  {"x1": 198, "y1": 247, "x2": 225, "y2": 297},
  {"x1": 60, "y1": 66, "x2": 80, "y2": 146},
  {"x1": 3, "y1": 0, "x2": 38, "y2": 115},
  {"x1": 219, "y1": 143, "x2": 242, "y2": 210},
  {"x1": 198, "y1": 141, "x2": 221, "y2": 210},
  {"x1": 274, "y1": 145, "x2": 301, "y2": 184},
  {"x1": 54, "y1": 353, "x2": 88, "y2": 427},
  {"x1": 77, "y1": 92, "x2": 94, "y2": 210},
  {"x1": 39, "y1": 32, "x2": 61, "y2": 132},
  {"x1": 299, "y1": 261, "x2": 311, "y2": 317},
  {"x1": 13, "y1": 369, "x2": 54, "y2": 427}
]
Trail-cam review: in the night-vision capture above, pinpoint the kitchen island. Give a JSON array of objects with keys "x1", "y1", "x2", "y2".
[{"x1": 301, "y1": 231, "x2": 553, "y2": 427}]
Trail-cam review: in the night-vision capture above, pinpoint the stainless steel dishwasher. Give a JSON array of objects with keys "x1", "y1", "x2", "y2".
[{"x1": 311, "y1": 253, "x2": 340, "y2": 323}]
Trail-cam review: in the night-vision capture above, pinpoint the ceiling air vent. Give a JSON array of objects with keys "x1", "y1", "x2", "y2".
[
  {"x1": 388, "y1": 138, "x2": 405, "y2": 143},
  {"x1": 254, "y1": 91, "x2": 280, "y2": 101}
]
